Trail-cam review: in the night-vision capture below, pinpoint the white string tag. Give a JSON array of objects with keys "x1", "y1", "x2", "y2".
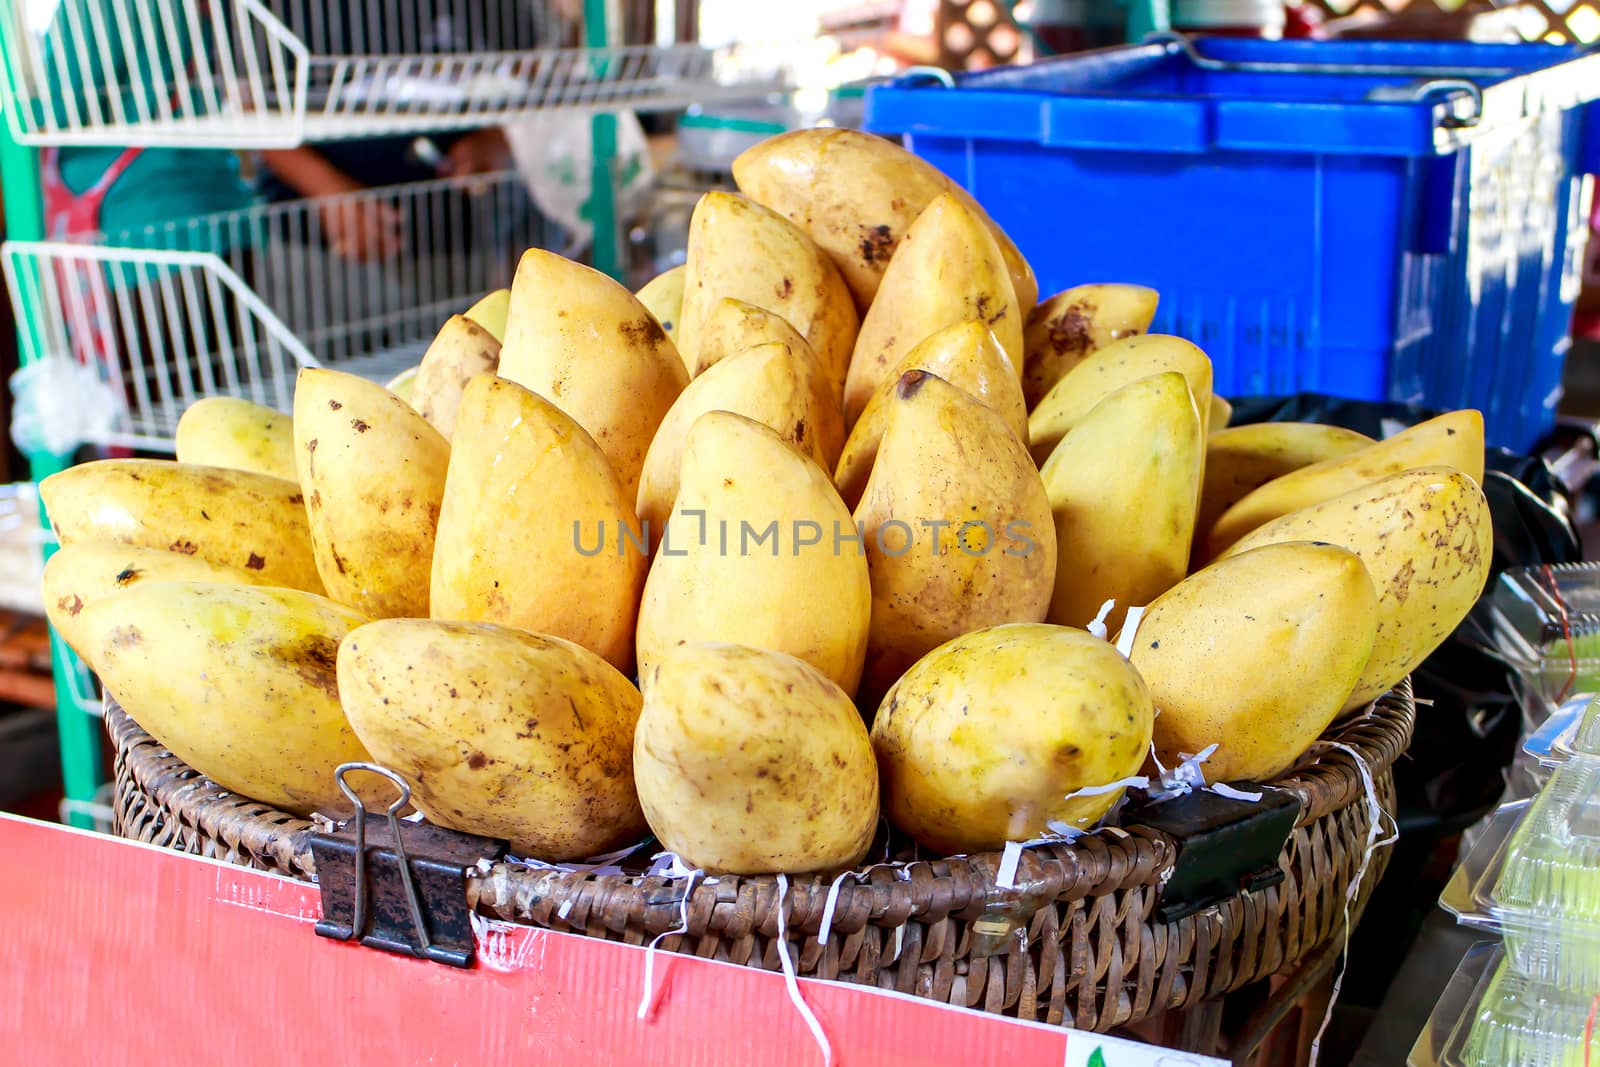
[
  {"x1": 1113, "y1": 605, "x2": 1146, "y2": 659},
  {"x1": 815, "y1": 870, "x2": 853, "y2": 947},
  {"x1": 1087, "y1": 598, "x2": 1117, "y2": 640},
  {"x1": 1307, "y1": 742, "x2": 1398, "y2": 1067},
  {"x1": 993, "y1": 773, "x2": 1147, "y2": 890},
  {"x1": 773, "y1": 874, "x2": 835, "y2": 1067},
  {"x1": 635, "y1": 852, "x2": 702, "y2": 1022},
  {"x1": 507, "y1": 838, "x2": 652, "y2": 877},
  {"x1": 1210, "y1": 782, "x2": 1264, "y2": 802}
]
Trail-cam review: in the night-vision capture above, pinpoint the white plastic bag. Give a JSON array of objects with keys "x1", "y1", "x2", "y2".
[
  {"x1": 9, "y1": 356, "x2": 121, "y2": 455},
  {"x1": 502, "y1": 110, "x2": 656, "y2": 251}
]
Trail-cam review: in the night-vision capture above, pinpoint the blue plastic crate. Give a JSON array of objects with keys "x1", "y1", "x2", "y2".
[{"x1": 864, "y1": 38, "x2": 1600, "y2": 453}]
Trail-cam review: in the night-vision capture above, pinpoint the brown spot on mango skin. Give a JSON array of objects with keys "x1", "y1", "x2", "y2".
[
  {"x1": 278, "y1": 633, "x2": 338, "y2": 699},
  {"x1": 618, "y1": 317, "x2": 667, "y2": 349},
  {"x1": 468, "y1": 751, "x2": 488, "y2": 770},
  {"x1": 1045, "y1": 304, "x2": 1091, "y2": 355},
  {"x1": 328, "y1": 400, "x2": 342, "y2": 411},
  {"x1": 246, "y1": 553, "x2": 266, "y2": 570},
  {"x1": 858, "y1": 224, "x2": 894, "y2": 265},
  {"x1": 775, "y1": 277, "x2": 794, "y2": 300},
  {"x1": 58, "y1": 594, "x2": 83, "y2": 616},
  {"x1": 170, "y1": 540, "x2": 198, "y2": 555},
  {"x1": 897, "y1": 369, "x2": 931, "y2": 399},
  {"x1": 351, "y1": 418, "x2": 369, "y2": 433}
]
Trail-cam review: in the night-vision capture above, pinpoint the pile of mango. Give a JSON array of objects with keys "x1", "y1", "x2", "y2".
[{"x1": 40, "y1": 130, "x2": 1491, "y2": 874}]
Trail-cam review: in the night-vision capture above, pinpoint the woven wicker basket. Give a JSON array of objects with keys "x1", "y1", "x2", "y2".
[{"x1": 110, "y1": 680, "x2": 1413, "y2": 1032}]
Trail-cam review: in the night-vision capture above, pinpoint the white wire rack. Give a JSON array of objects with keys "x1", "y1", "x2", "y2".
[
  {"x1": 0, "y1": 0, "x2": 783, "y2": 146},
  {"x1": 2, "y1": 169, "x2": 548, "y2": 449}
]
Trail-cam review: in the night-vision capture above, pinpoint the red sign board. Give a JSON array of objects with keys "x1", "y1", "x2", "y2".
[{"x1": 0, "y1": 814, "x2": 1224, "y2": 1067}]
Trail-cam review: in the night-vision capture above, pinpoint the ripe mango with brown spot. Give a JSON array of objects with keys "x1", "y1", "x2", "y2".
[
  {"x1": 872, "y1": 623, "x2": 1153, "y2": 854},
  {"x1": 634, "y1": 642, "x2": 878, "y2": 874},
  {"x1": 854, "y1": 370, "x2": 1056, "y2": 707},
  {"x1": 43, "y1": 543, "x2": 280, "y2": 671},
  {"x1": 294, "y1": 368, "x2": 450, "y2": 619},
  {"x1": 635, "y1": 264, "x2": 685, "y2": 344},
  {"x1": 39, "y1": 459, "x2": 322, "y2": 594},
  {"x1": 835, "y1": 319, "x2": 1026, "y2": 510},
  {"x1": 80, "y1": 581, "x2": 373, "y2": 816},
  {"x1": 338, "y1": 618, "x2": 647, "y2": 861},
  {"x1": 731, "y1": 127, "x2": 1037, "y2": 313},
  {"x1": 1221, "y1": 465, "x2": 1492, "y2": 710},
  {"x1": 1022, "y1": 283, "x2": 1158, "y2": 409},
  {"x1": 411, "y1": 314, "x2": 500, "y2": 440},
  {"x1": 843, "y1": 193, "x2": 1023, "y2": 428}
]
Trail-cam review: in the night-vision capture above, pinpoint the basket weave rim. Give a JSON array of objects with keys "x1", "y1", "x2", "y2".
[{"x1": 107, "y1": 677, "x2": 1414, "y2": 939}]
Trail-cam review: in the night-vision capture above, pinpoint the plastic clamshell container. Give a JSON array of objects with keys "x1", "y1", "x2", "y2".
[
  {"x1": 1446, "y1": 764, "x2": 1600, "y2": 991},
  {"x1": 1491, "y1": 563, "x2": 1600, "y2": 712},
  {"x1": 1523, "y1": 696, "x2": 1592, "y2": 769},
  {"x1": 1413, "y1": 942, "x2": 1600, "y2": 1067},
  {"x1": 864, "y1": 38, "x2": 1600, "y2": 453}
]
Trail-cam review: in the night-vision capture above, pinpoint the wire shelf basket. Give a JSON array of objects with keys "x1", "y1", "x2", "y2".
[
  {"x1": 0, "y1": 0, "x2": 783, "y2": 147},
  {"x1": 2, "y1": 169, "x2": 549, "y2": 449}
]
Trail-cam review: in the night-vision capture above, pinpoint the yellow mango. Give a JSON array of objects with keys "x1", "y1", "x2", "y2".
[
  {"x1": 873, "y1": 623, "x2": 1153, "y2": 853},
  {"x1": 498, "y1": 249, "x2": 687, "y2": 499},
  {"x1": 1197, "y1": 422, "x2": 1376, "y2": 546},
  {"x1": 634, "y1": 642, "x2": 878, "y2": 874},
  {"x1": 636, "y1": 411, "x2": 870, "y2": 695},
  {"x1": 174, "y1": 396, "x2": 297, "y2": 481},
  {"x1": 430, "y1": 376, "x2": 646, "y2": 674},
  {"x1": 1204, "y1": 409, "x2": 1484, "y2": 558},
  {"x1": 731, "y1": 127, "x2": 1037, "y2": 313},
  {"x1": 835, "y1": 320, "x2": 1026, "y2": 510},
  {"x1": 81, "y1": 581, "x2": 372, "y2": 816},
  {"x1": 1040, "y1": 372, "x2": 1202, "y2": 632},
  {"x1": 463, "y1": 288, "x2": 511, "y2": 343},
  {"x1": 39, "y1": 459, "x2": 322, "y2": 593},
  {"x1": 635, "y1": 341, "x2": 833, "y2": 539},
  {"x1": 43, "y1": 543, "x2": 279, "y2": 670},
  {"x1": 1027, "y1": 334, "x2": 1214, "y2": 465},
  {"x1": 635, "y1": 264, "x2": 686, "y2": 344},
  {"x1": 411, "y1": 314, "x2": 500, "y2": 440},
  {"x1": 676, "y1": 191, "x2": 858, "y2": 400},
  {"x1": 1132, "y1": 542, "x2": 1379, "y2": 782},
  {"x1": 854, "y1": 370, "x2": 1055, "y2": 706}
]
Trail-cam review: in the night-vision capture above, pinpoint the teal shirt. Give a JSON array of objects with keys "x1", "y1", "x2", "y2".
[
  {"x1": 56, "y1": 147, "x2": 255, "y2": 242},
  {"x1": 39, "y1": 0, "x2": 256, "y2": 241}
]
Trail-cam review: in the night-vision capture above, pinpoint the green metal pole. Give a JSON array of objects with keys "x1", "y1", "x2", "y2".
[
  {"x1": 585, "y1": 0, "x2": 621, "y2": 281},
  {"x1": 0, "y1": 125, "x2": 105, "y2": 827}
]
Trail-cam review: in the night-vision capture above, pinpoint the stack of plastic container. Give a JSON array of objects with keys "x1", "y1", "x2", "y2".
[{"x1": 1410, "y1": 563, "x2": 1600, "y2": 1065}]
